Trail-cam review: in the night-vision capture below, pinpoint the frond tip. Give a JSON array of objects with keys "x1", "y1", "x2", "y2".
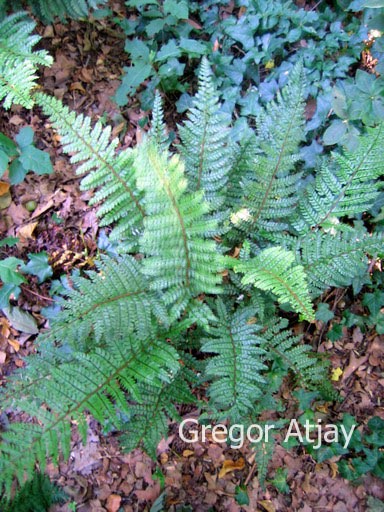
[{"x1": 234, "y1": 247, "x2": 315, "y2": 321}]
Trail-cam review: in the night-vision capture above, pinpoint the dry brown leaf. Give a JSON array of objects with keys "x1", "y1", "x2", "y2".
[
  {"x1": 258, "y1": 500, "x2": 276, "y2": 512},
  {"x1": 183, "y1": 449, "x2": 194, "y2": 457},
  {"x1": 0, "y1": 351, "x2": 6, "y2": 364},
  {"x1": 0, "y1": 181, "x2": 10, "y2": 195},
  {"x1": 17, "y1": 221, "x2": 38, "y2": 239},
  {"x1": 218, "y1": 458, "x2": 245, "y2": 478},
  {"x1": 8, "y1": 339, "x2": 20, "y2": 352},
  {"x1": 0, "y1": 181, "x2": 11, "y2": 209},
  {"x1": 106, "y1": 494, "x2": 121, "y2": 512}
]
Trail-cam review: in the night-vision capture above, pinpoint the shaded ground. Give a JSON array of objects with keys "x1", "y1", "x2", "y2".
[{"x1": 0, "y1": 4, "x2": 383, "y2": 511}]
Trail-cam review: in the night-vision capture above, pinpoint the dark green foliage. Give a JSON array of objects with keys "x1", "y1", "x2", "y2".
[{"x1": 0, "y1": 471, "x2": 67, "y2": 512}]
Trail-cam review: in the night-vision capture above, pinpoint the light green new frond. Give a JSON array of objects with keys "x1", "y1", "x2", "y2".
[
  {"x1": 120, "y1": 375, "x2": 195, "y2": 458},
  {"x1": 27, "y1": 0, "x2": 107, "y2": 22},
  {"x1": 149, "y1": 91, "x2": 169, "y2": 151},
  {"x1": 234, "y1": 247, "x2": 315, "y2": 321},
  {"x1": 135, "y1": 142, "x2": 224, "y2": 319},
  {"x1": 0, "y1": 337, "x2": 180, "y2": 495},
  {"x1": 35, "y1": 93, "x2": 145, "y2": 243},
  {"x1": 294, "y1": 124, "x2": 384, "y2": 234},
  {"x1": 201, "y1": 299, "x2": 266, "y2": 422},
  {"x1": 179, "y1": 57, "x2": 236, "y2": 211},
  {"x1": 239, "y1": 62, "x2": 306, "y2": 235},
  {"x1": 260, "y1": 318, "x2": 328, "y2": 387},
  {"x1": 294, "y1": 231, "x2": 384, "y2": 296},
  {"x1": 0, "y1": 12, "x2": 52, "y2": 108},
  {"x1": 42, "y1": 255, "x2": 169, "y2": 349}
]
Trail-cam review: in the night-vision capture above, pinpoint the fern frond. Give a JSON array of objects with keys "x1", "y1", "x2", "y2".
[
  {"x1": 41, "y1": 255, "x2": 169, "y2": 350},
  {"x1": 294, "y1": 124, "x2": 384, "y2": 234},
  {"x1": 201, "y1": 299, "x2": 266, "y2": 422},
  {"x1": 179, "y1": 57, "x2": 235, "y2": 211},
  {"x1": 295, "y1": 230, "x2": 384, "y2": 296},
  {"x1": 120, "y1": 375, "x2": 195, "y2": 458},
  {"x1": 238, "y1": 62, "x2": 306, "y2": 235},
  {"x1": 26, "y1": 0, "x2": 107, "y2": 22},
  {"x1": 35, "y1": 93, "x2": 145, "y2": 243},
  {"x1": 135, "y1": 141, "x2": 225, "y2": 319},
  {"x1": 260, "y1": 318, "x2": 328, "y2": 387},
  {"x1": 149, "y1": 91, "x2": 169, "y2": 152},
  {"x1": 0, "y1": 337, "x2": 180, "y2": 494},
  {"x1": 234, "y1": 247, "x2": 315, "y2": 321},
  {"x1": 0, "y1": 12, "x2": 52, "y2": 108}
]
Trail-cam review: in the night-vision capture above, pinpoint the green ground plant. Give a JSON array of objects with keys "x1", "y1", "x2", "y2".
[{"x1": 0, "y1": 7, "x2": 383, "y2": 501}]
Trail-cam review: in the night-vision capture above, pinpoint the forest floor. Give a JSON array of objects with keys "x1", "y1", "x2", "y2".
[{"x1": 0, "y1": 4, "x2": 383, "y2": 512}]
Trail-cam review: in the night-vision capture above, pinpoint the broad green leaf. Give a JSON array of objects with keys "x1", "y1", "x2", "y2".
[
  {"x1": 0, "y1": 283, "x2": 20, "y2": 308},
  {"x1": 19, "y1": 146, "x2": 53, "y2": 174},
  {"x1": 323, "y1": 120, "x2": 348, "y2": 146},
  {"x1": 164, "y1": 0, "x2": 188, "y2": 19},
  {"x1": 315, "y1": 303, "x2": 334, "y2": 323},
  {"x1": 179, "y1": 38, "x2": 207, "y2": 55},
  {"x1": 21, "y1": 252, "x2": 53, "y2": 283},
  {"x1": 156, "y1": 40, "x2": 181, "y2": 61},
  {"x1": 0, "y1": 257, "x2": 26, "y2": 285},
  {"x1": 0, "y1": 237, "x2": 18, "y2": 248},
  {"x1": 15, "y1": 126, "x2": 34, "y2": 148},
  {"x1": 2, "y1": 305, "x2": 39, "y2": 334},
  {"x1": 125, "y1": 38, "x2": 150, "y2": 61},
  {"x1": 0, "y1": 132, "x2": 17, "y2": 155},
  {"x1": 115, "y1": 63, "x2": 152, "y2": 106},
  {"x1": 9, "y1": 158, "x2": 27, "y2": 185},
  {"x1": 0, "y1": 150, "x2": 8, "y2": 173}
]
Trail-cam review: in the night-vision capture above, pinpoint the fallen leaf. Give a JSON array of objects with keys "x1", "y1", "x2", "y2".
[
  {"x1": 183, "y1": 449, "x2": 194, "y2": 457},
  {"x1": 0, "y1": 181, "x2": 11, "y2": 209},
  {"x1": 106, "y1": 494, "x2": 121, "y2": 512},
  {"x1": 17, "y1": 221, "x2": 38, "y2": 239},
  {"x1": 331, "y1": 367, "x2": 343, "y2": 381},
  {"x1": 258, "y1": 500, "x2": 276, "y2": 512},
  {"x1": 0, "y1": 351, "x2": 6, "y2": 364},
  {"x1": 2, "y1": 306, "x2": 38, "y2": 334},
  {"x1": 8, "y1": 338, "x2": 20, "y2": 352},
  {"x1": 219, "y1": 458, "x2": 245, "y2": 478}
]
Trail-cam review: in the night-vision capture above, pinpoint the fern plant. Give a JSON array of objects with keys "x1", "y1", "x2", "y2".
[{"x1": 0, "y1": 15, "x2": 383, "y2": 496}]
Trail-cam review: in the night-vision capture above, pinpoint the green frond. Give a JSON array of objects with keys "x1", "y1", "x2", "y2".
[
  {"x1": 0, "y1": 12, "x2": 52, "y2": 108},
  {"x1": 234, "y1": 247, "x2": 315, "y2": 321},
  {"x1": 35, "y1": 93, "x2": 145, "y2": 244},
  {"x1": 294, "y1": 230, "x2": 384, "y2": 296},
  {"x1": 26, "y1": 0, "x2": 107, "y2": 22},
  {"x1": 120, "y1": 375, "x2": 195, "y2": 458},
  {"x1": 294, "y1": 124, "x2": 384, "y2": 234},
  {"x1": 260, "y1": 318, "x2": 328, "y2": 387},
  {"x1": 201, "y1": 299, "x2": 266, "y2": 422},
  {"x1": 237, "y1": 62, "x2": 306, "y2": 235},
  {"x1": 0, "y1": 337, "x2": 180, "y2": 494},
  {"x1": 135, "y1": 141, "x2": 225, "y2": 319},
  {"x1": 179, "y1": 57, "x2": 236, "y2": 211},
  {"x1": 41, "y1": 255, "x2": 169, "y2": 350},
  {"x1": 149, "y1": 91, "x2": 169, "y2": 152}
]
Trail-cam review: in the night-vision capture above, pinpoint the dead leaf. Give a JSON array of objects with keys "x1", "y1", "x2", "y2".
[
  {"x1": 0, "y1": 351, "x2": 6, "y2": 364},
  {"x1": 183, "y1": 449, "x2": 194, "y2": 458},
  {"x1": 106, "y1": 494, "x2": 121, "y2": 512},
  {"x1": 8, "y1": 339, "x2": 20, "y2": 352},
  {"x1": 258, "y1": 500, "x2": 276, "y2": 512},
  {"x1": 17, "y1": 221, "x2": 38, "y2": 239},
  {"x1": 219, "y1": 458, "x2": 245, "y2": 478},
  {"x1": 0, "y1": 181, "x2": 11, "y2": 209},
  {"x1": 342, "y1": 352, "x2": 369, "y2": 381}
]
